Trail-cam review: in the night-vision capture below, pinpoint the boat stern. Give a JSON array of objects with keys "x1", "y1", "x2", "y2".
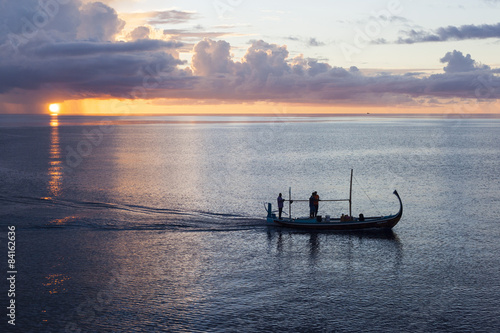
[{"x1": 266, "y1": 203, "x2": 277, "y2": 224}]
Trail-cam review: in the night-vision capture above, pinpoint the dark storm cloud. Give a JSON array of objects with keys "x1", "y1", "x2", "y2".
[
  {"x1": 0, "y1": 50, "x2": 189, "y2": 95},
  {"x1": 0, "y1": 0, "x2": 190, "y2": 101},
  {"x1": 397, "y1": 22, "x2": 500, "y2": 44},
  {"x1": 0, "y1": 0, "x2": 81, "y2": 47},
  {"x1": 33, "y1": 39, "x2": 183, "y2": 57}
]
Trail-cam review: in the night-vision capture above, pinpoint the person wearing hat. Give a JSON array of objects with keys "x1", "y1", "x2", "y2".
[{"x1": 312, "y1": 191, "x2": 320, "y2": 217}]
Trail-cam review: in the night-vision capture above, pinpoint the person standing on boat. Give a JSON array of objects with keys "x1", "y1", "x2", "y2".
[
  {"x1": 277, "y1": 193, "x2": 285, "y2": 219},
  {"x1": 312, "y1": 191, "x2": 320, "y2": 217},
  {"x1": 309, "y1": 193, "x2": 315, "y2": 218}
]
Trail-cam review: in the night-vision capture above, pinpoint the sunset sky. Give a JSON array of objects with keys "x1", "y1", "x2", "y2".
[{"x1": 1, "y1": 0, "x2": 499, "y2": 115}]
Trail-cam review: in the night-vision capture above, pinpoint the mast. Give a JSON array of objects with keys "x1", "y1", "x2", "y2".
[
  {"x1": 289, "y1": 187, "x2": 292, "y2": 219},
  {"x1": 349, "y1": 169, "x2": 353, "y2": 217}
]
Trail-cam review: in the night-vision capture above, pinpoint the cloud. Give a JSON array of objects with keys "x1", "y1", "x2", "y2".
[
  {"x1": 2, "y1": 34, "x2": 500, "y2": 109},
  {"x1": 189, "y1": 40, "x2": 500, "y2": 104},
  {"x1": 191, "y1": 39, "x2": 233, "y2": 76},
  {"x1": 307, "y1": 38, "x2": 325, "y2": 47},
  {"x1": 127, "y1": 26, "x2": 150, "y2": 41},
  {"x1": 0, "y1": 1, "x2": 499, "y2": 112},
  {"x1": 397, "y1": 22, "x2": 500, "y2": 44},
  {"x1": 182, "y1": 41, "x2": 500, "y2": 104},
  {"x1": 244, "y1": 40, "x2": 290, "y2": 80},
  {"x1": 0, "y1": 0, "x2": 190, "y2": 104},
  {"x1": 0, "y1": 49, "x2": 188, "y2": 96},
  {"x1": 148, "y1": 10, "x2": 196, "y2": 25},
  {"x1": 306, "y1": 59, "x2": 331, "y2": 76},
  {"x1": 122, "y1": 10, "x2": 196, "y2": 27},
  {"x1": 0, "y1": 0, "x2": 81, "y2": 47},
  {"x1": 31, "y1": 39, "x2": 182, "y2": 57},
  {"x1": 440, "y1": 50, "x2": 490, "y2": 73},
  {"x1": 77, "y1": 2, "x2": 125, "y2": 42},
  {"x1": 385, "y1": 15, "x2": 409, "y2": 23},
  {"x1": 284, "y1": 36, "x2": 326, "y2": 47},
  {"x1": 163, "y1": 29, "x2": 233, "y2": 41}
]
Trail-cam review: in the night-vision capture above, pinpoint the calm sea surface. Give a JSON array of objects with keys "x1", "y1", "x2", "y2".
[{"x1": 1, "y1": 115, "x2": 500, "y2": 332}]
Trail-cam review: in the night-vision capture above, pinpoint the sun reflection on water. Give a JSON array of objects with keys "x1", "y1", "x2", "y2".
[
  {"x1": 48, "y1": 215, "x2": 78, "y2": 225},
  {"x1": 48, "y1": 114, "x2": 63, "y2": 197},
  {"x1": 43, "y1": 273, "x2": 71, "y2": 294}
]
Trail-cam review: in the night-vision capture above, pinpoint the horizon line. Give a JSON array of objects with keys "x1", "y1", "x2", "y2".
[{"x1": 2, "y1": 113, "x2": 500, "y2": 118}]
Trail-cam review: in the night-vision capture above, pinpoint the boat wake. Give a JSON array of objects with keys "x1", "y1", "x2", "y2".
[{"x1": 0, "y1": 194, "x2": 265, "y2": 232}]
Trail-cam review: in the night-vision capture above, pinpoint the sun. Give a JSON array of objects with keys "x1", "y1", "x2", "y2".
[{"x1": 49, "y1": 103, "x2": 60, "y2": 114}]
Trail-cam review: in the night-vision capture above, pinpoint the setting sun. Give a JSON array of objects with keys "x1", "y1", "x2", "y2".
[{"x1": 49, "y1": 103, "x2": 60, "y2": 114}]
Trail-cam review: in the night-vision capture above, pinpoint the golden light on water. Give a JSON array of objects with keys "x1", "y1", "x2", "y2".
[
  {"x1": 49, "y1": 103, "x2": 60, "y2": 115},
  {"x1": 48, "y1": 114, "x2": 62, "y2": 197}
]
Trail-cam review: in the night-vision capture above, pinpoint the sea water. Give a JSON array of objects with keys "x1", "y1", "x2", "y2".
[{"x1": 1, "y1": 115, "x2": 500, "y2": 332}]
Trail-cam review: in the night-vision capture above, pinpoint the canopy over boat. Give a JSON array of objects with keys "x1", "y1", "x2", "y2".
[{"x1": 266, "y1": 170, "x2": 403, "y2": 230}]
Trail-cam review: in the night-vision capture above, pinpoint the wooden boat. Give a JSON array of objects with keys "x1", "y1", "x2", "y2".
[{"x1": 266, "y1": 170, "x2": 403, "y2": 231}]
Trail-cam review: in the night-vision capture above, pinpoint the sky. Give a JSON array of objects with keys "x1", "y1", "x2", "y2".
[{"x1": 0, "y1": 0, "x2": 499, "y2": 115}]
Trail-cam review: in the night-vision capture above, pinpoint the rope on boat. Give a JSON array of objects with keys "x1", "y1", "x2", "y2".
[{"x1": 353, "y1": 175, "x2": 382, "y2": 216}]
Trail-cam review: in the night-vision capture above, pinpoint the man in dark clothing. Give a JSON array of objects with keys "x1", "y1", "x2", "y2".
[
  {"x1": 312, "y1": 191, "x2": 319, "y2": 217},
  {"x1": 277, "y1": 193, "x2": 285, "y2": 219},
  {"x1": 309, "y1": 192, "x2": 314, "y2": 218}
]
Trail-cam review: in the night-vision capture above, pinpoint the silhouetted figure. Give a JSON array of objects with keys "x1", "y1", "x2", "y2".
[
  {"x1": 312, "y1": 191, "x2": 319, "y2": 217},
  {"x1": 277, "y1": 193, "x2": 285, "y2": 219},
  {"x1": 309, "y1": 193, "x2": 315, "y2": 218}
]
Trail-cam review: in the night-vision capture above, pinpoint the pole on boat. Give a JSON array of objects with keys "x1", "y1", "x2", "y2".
[
  {"x1": 349, "y1": 169, "x2": 353, "y2": 217},
  {"x1": 289, "y1": 187, "x2": 292, "y2": 219}
]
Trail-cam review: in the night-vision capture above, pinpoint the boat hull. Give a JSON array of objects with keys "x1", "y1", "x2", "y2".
[{"x1": 267, "y1": 214, "x2": 400, "y2": 230}]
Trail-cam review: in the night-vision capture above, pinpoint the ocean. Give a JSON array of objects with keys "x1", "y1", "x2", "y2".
[{"x1": 1, "y1": 114, "x2": 500, "y2": 332}]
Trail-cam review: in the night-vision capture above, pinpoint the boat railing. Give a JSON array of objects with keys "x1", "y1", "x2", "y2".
[{"x1": 285, "y1": 199, "x2": 350, "y2": 202}]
